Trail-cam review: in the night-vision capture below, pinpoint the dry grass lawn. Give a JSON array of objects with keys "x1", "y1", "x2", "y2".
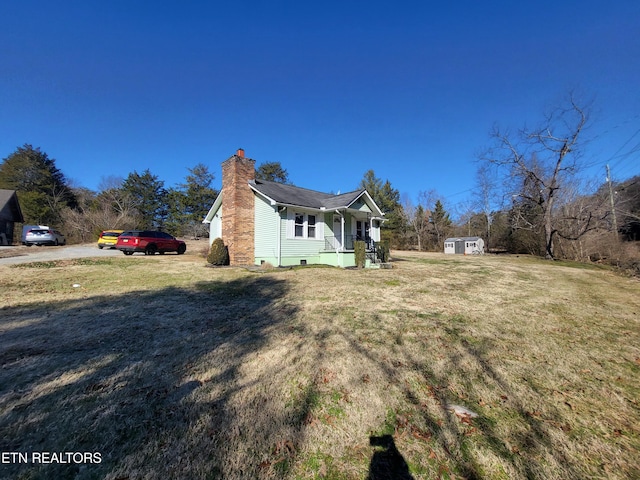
[{"x1": 0, "y1": 250, "x2": 639, "y2": 479}]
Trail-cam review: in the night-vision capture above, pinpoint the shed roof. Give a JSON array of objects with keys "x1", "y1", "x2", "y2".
[{"x1": 445, "y1": 236, "x2": 483, "y2": 242}]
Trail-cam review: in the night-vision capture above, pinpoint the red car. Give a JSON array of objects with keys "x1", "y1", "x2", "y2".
[{"x1": 116, "y1": 230, "x2": 187, "y2": 256}]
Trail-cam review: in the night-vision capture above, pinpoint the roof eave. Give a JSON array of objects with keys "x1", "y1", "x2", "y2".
[
  {"x1": 249, "y1": 183, "x2": 279, "y2": 206},
  {"x1": 343, "y1": 190, "x2": 385, "y2": 217},
  {"x1": 202, "y1": 192, "x2": 223, "y2": 223}
]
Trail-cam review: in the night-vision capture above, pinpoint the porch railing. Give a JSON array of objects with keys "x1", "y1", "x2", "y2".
[{"x1": 324, "y1": 235, "x2": 375, "y2": 251}]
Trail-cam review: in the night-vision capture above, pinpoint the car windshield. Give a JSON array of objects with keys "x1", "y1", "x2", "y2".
[
  {"x1": 102, "y1": 232, "x2": 120, "y2": 238},
  {"x1": 29, "y1": 230, "x2": 49, "y2": 234}
]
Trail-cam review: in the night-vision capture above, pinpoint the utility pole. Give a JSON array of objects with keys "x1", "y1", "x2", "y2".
[{"x1": 606, "y1": 164, "x2": 618, "y2": 235}]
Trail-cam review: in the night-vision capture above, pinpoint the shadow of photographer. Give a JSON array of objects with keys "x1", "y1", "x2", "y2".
[{"x1": 367, "y1": 434, "x2": 414, "y2": 480}]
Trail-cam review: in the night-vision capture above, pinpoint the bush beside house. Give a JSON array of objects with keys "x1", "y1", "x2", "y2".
[{"x1": 207, "y1": 238, "x2": 229, "y2": 265}]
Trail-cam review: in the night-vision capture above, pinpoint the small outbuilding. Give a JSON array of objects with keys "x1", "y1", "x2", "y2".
[
  {"x1": 444, "y1": 236, "x2": 484, "y2": 255},
  {"x1": 0, "y1": 189, "x2": 24, "y2": 245}
]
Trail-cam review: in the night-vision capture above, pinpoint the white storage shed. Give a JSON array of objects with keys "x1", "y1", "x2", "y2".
[{"x1": 444, "y1": 237, "x2": 485, "y2": 255}]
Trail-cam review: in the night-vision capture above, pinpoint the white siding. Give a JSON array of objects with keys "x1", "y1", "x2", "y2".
[
  {"x1": 371, "y1": 220, "x2": 381, "y2": 242},
  {"x1": 209, "y1": 206, "x2": 222, "y2": 244}
]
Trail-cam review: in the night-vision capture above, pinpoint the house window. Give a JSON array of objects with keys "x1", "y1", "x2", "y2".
[
  {"x1": 295, "y1": 213, "x2": 304, "y2": 237},
  {"x1": 308, "y1": 215, "x2": 316, "y2": 238},
  {"x1": 288, "y1": 211, "x2": 321, "y2": 240}
]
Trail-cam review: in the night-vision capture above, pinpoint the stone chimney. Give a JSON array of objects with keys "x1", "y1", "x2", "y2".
[{"x1": 221, "y1": 149, "x2": 255, "y2": 265}]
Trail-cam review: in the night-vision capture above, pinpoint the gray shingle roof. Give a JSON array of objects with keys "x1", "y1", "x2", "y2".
[{"x1": 249, "y1": 180, "x2": 366, "y2": 210}]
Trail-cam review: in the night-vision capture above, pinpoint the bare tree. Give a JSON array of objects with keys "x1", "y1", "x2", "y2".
[
  {"x1": 60, "y1": 179, "x2": 140, "y2": 244},
  {"x1": 482, "y1": 93, "x2": 590, "y2": 259},
  {"x1": 401, "y1": 194, "x2": 428, "y2": 251},
  {"x1": 552, "y1": 177, "x2": 609, "y2": 260},
  {"x1": 97, "y1": 176, "x2": 140, "y2": 228},
  {"x1": 474, "y1": 163, "x2": 501, "y2": 251}
]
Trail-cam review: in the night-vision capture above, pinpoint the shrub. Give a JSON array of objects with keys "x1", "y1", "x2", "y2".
[
  {"x1": 354, "y1": 240, "x2": 366, "y2": 268},
  {"x1": 207, "y1": 238, "x2": 229, "y2": 265},
  {"x1": 376, "y1": 240, "x2": 390, "y2": 263}
]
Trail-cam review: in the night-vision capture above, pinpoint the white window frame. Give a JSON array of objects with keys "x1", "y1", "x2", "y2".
[
  {"x1": 294, "y1": 213, "x2": 305, "y2": 238},
  {"x1": 287, "y1": 210, "x2": 323, "y2": 240},
  {"x1": 307, "y1": 214, "x2": 316, "y2": 239}
]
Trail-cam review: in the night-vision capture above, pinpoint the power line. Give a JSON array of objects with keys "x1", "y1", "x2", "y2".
[
  {"x1": 445, "y1": 187, "x2": 475, "y2": 199},
  {"x1": 580, "y1": 118, "x2": 640, "y2": 170}
]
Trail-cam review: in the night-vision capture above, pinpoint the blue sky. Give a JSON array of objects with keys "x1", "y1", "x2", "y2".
[{"x1": 1, "y1": 1, "x2": 639, "y2": 215}]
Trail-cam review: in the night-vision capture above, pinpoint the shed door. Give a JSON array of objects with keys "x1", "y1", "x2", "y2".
[{"x1": 455, "y1": 240, "x2": 464, "y2": 254}]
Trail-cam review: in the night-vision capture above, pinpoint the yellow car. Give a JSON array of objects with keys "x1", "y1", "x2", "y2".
[{"x1": 97, "y1": 230, "x2": 124, "y2": 249}]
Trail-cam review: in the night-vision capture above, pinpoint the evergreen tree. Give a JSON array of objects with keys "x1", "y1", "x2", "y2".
[
  {"x1": 256, "y1": 161, "x2": 289, "y2": 184},
  {"x1": 428, "y1": 200, "x2": 452, "y2": 249},
  {"x1": 359, "y1": 170, "x2": 402, "y2": 245},
  {"x1": 180, "y1": 163, "x2": 218, "y2": 222},
  {"x1": 0, "y1": 144, "x2": 76, "y2": 225},
  {"x1": 165, "y1": 164, "x2": 218, "y2": 237},
  {"x1": 121, "y1": 170, "x2": 167, "y2": 229}
]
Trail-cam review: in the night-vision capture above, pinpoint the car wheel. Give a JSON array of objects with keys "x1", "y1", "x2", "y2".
[
  {"x1": 55, "y1": 239, "x2": 59, "y2": 246},
  {"x1": 123, "y1": 251, "x2": 134, "y2": 256},
  {"x1": 98, "y1": 245, "x2": 103, "y2": 249},
  {"x1": 159, "y1": 251, "x2": 165, "y2": 255},
  {"x1": 145, "y1": 244, "x2": 157, "y2": 255},
  {"x1": 177, "y1": 244, "x2": 186, "y2": 255},
  {"x1": 25, "y1": 243, "x2": 32, "y2": 247}
]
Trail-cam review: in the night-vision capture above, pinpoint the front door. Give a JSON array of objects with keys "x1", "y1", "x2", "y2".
[
  {"x1": 333, "y1": 215, "x2": 342, "y2": 250},
  {"x1": 356, "y1": 220, "x2": 371, "y2": 245}
]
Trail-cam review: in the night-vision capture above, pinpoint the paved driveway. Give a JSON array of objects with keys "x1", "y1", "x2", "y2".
[{"x1": 0, "y1": 244, "x2": 123, "y2": 266}]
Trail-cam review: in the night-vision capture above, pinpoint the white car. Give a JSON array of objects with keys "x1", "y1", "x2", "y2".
[{"x1": 23, "y1": 228, "x2": 66, "y2": 246}]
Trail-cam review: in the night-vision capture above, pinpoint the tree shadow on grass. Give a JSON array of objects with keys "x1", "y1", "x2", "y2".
[
  {"x1": 0, "y1": 276, "x2": 303, "y2": 479},
  {"x1": 341, "y1": 314, "x2": 586, "y2": 480}
]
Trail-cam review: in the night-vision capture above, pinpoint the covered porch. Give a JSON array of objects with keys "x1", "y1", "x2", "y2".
[{"x1": 322, "y1": 209, "x2": 385, "y2": 266}]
